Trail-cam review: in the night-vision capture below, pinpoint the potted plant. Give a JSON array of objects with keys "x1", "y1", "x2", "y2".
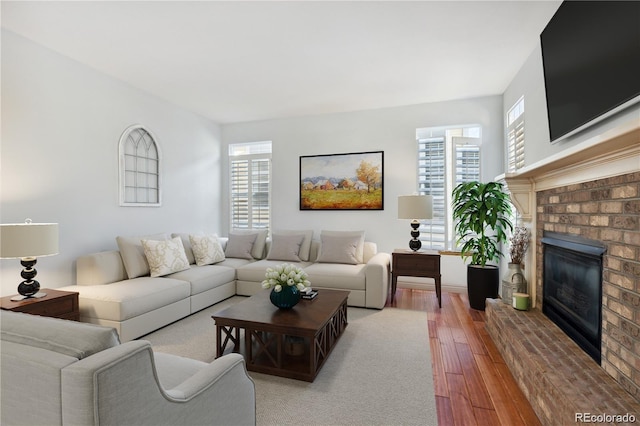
[{"x1": 452, "y1": 181, "x2": 513, "y2": 310}]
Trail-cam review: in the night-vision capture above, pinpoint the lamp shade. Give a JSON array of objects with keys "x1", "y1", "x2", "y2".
[
  {"x1": 0, "y1": 221, "x2": 59, "y2": 259},
  {"x1": 398, "y1": 195, "x2": 433, "y2": 220}
]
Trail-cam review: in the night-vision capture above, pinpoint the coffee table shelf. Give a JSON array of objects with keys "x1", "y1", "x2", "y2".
[{"x1": 212, "y1": 289, "x2": 349, "y2": 382}]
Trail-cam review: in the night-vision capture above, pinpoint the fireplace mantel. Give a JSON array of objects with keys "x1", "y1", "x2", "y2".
[{"x1": 498, "y1": 121, "x2": 640, "y2": 222}]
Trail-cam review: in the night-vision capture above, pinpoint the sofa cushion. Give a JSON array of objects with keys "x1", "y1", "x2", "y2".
[
  {"x1": 216, "y1": 257, "x2": 255, "y2": 269},
  {"x1": 236, "y1": 260, "x2": 313, "y2": 283},
  {"x1": 0, "y1": 310, "x2": 120, "y2": 359},
  {"x1": 228, "y1": 229, "x2": 268, "y2": 259},
  {"x1": 73, "y1": 277, "x2": 190, "y2": 322},
  {"x1": 271, "y1": 229, "x2": 314, "y2": 261},
  {"x1": 77, "y1": 250, "x2": 128, "y2": 286},
  {"x1": 225, "y1": 233, "x2": 257, "y2": 259},
  {"x1": 266, "y1": 233, "x2": 305, "y2": 262},
  {"x1": 303, "y1": 263, "x2": 367, "y2": 290},
  {"x1": 116, "y1": 233, "x2": 169, "y2": 278},
  {"x1": 189, "y1": 234, "x2": 225, "y2": 266},
  {"x1": 167, "y1": 264, "x2": 236, "y2": 296},
  {"x1": 317, "y1": 233, "x2": 361, "y2": 265},
  {"x1": 142, "y1": 237, "x2": 191, "y2": 277},
  {"x1": 319, "y1": 230, "x2": 365, "y2": 263}
]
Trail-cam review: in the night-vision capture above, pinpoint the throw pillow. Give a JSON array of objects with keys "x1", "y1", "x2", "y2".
[
  {"x1": 317, "y1": 234, "x2": 361, "y2": 265},
  {"x1": 116, "y1": 233, "x2": 169, "y2": 278},
  {"x1": 189, "y1": 234, "x2": 225, "y2": 266},
  {"x1": 272, "y1": 229, "x2": 314, "y2": 261},
  {"x1": 224, "y1": 233, "x2": 258, "y2": 260},
  {"x1": 319, "y1": 230, "x2": 365, "y2": 263},
  {"x1": 228, "y1": 229, "x2": 268, "y2": 259},
  {"x1": 141, "y1": 237, "x2": 190, "y2": 277},
  {"x1": 266, "y1": 233, "x2": 306, "y2": 262}
]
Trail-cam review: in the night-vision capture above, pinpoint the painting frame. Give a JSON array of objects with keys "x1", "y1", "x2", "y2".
[{"x1": 299, "y1": 150, "x2": 384, "y2": 210}]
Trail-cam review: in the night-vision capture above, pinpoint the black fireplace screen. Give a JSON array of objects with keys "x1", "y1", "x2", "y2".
[{"x1": 542, "y1": 232, "x2": 606, "y2": 364}]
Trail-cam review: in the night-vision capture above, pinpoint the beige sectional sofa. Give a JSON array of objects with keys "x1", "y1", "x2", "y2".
[
  {"x1": 0, "y1": 310, "x2": 255, "y2": 426},
  {"x1": 60, "y1": 230, "x2": 390, "y2": 342}
]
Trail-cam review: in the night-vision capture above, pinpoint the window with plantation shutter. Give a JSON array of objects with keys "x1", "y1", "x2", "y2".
[
  {"x1": 416, "y1": 126, "x2": 481, "y2": 250},
  {"x1": 229, "y1": 142, "x2": 271, "y2": 230},
  {"x1": 507, "y1": 97, "x2": 525, "y2": 172}
]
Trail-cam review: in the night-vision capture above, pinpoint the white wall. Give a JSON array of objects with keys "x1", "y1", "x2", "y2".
[
  {"x1": 0, "y1": 31, "x2": 222, "y2": 295},
  {"x1": 221, "y1": 96, "x2": 504, "y2": 289}
]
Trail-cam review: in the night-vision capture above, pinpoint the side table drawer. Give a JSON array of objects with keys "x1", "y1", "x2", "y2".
[{"x1": 394, "y1": 254, "x2": 439, "y2": 272}]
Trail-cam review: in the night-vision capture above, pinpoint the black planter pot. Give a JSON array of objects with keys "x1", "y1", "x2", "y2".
[{"x1": 467, "y1": 264, "x2": 499, "y2": 311}]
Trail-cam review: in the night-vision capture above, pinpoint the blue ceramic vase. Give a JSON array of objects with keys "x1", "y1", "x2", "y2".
[{"x1": 270, "y1": 285, "x2": 301, "y2": 309}]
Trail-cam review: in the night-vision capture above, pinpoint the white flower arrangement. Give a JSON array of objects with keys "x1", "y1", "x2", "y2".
[{"x1": 261, "y1": 263, "x2": 310, "y2": 293}]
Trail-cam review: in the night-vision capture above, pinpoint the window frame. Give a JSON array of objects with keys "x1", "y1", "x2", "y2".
[
  {"x1": 118, "y1": 124, "x2": 161, "y2": 207},
  {"x1": 229, "y1": 142, "x2": 272, "y2": 231},
  {"x1": 416, "y1": 125, "x2": 482, "y2": 251},
  {"x1": 507, "y1": 96, "x2": 525, "y2": 172}
]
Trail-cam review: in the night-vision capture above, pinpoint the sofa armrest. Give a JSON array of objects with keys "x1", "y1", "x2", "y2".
[{"x1": 364, "y1": 252, "x2": 391, "y2": 309}]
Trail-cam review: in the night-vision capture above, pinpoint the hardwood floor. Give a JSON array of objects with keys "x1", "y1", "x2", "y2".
[{"x1": 387, "y1": 288, "x2": 541, "y2": 426}]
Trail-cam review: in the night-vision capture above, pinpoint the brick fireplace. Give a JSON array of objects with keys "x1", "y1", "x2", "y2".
[
  {"x1": 536, "y1": 171, "x2": 640, "y2": 397},
  {"x1": 486, "y1": 122, "x2": 640, "y2": 423}
]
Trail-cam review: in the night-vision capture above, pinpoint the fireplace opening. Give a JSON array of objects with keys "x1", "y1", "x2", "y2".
[{"x1": 542, "y1": 231, "x2": 606, "y2": 364}]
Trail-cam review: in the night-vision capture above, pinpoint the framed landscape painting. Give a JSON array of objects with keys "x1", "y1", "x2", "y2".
[{"x1": 300, "y1": 150, "x2": 384, "y2": 210}]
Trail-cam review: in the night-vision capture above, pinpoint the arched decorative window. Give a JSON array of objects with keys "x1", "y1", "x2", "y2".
[{"x1": 119, "y1": 125, "x2": 161, "y2": 206}]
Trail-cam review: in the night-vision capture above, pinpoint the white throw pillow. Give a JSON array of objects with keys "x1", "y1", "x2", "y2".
[
  {"x1": 116, "y1": 233, "x2": 169, "y2": 278},
  {"x1": 266, "y1": 233, "x2": 306, "y2": 262},
  {"x1": 189, "y1": 234, "x2": 225, "y2": 266},
  {"x1": 141, "y1": 237, "x2": 190, "y2": 277},
  {"x1": 228, "y1": 229, "x2": 268, "y2": 259},
  {"x1": 224, "y1": 233, "x2": 258, "y2": 260},
  {"x1": 317, "y1": 234, "x2": 361, "y2": 265},
  {"x1": 319, "y1": 230, "x2": 365, "y2": 263}
]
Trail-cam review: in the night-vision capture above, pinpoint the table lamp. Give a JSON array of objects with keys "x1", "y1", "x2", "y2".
[
  {"x1": 398, "y1": 195, "x2": 433, "y2": 252},
  {"x1": 0, "y1": 219, "x2": 59, "y2": 301}
]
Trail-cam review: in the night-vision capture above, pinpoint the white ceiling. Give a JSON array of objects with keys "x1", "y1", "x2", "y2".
[{"x1": 1, "y1": 1, "x2": 561, "y2": 124}]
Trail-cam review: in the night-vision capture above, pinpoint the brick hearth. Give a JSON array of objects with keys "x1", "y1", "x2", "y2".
[{"x1": 486, "y1": 300, "x2": 640, "y2": 425}]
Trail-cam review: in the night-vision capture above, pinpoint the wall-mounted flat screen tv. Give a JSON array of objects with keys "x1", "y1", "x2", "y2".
[{"x1": 540, "y1": 1, "x2": 640, "y2": 143}]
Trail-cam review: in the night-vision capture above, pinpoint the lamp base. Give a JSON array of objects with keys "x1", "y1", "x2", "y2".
[
  {"x1": 408, "y1": 220, "x2": 422, "y2": 252},
  {"x1": 10, "y1": 292, "x2": 47, "y2": 302}
]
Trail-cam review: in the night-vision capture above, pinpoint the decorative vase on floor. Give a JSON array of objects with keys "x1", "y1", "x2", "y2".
[{"x1": 270, "y1": 285, "x2": 301, "y2": 309}]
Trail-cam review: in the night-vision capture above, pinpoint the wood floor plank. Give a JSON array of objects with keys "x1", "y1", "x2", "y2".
[
  {"x1": 494, "y1": 361, "x2": 542, "y2": 425},
  {"x1": 445, "y1": 372, "x2": 477, "y2": 426},
  {"x1": 454, "y1": 342, "x2": 494, "y2": 410},
  {"x1": 473, "y1": 407, "x2": 501, "y2": 426},
  {"x1": 473, "y1": 353, "x2": 527, "y2": 426},
  {"x1": 435, "y1": 396, "x2": 455, "y2": 426},
  {"x1": 430, "y1": 337, "x2": 450, "y2": 398}
]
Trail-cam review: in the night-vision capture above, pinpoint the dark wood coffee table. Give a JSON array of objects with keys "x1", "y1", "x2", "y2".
[{"x1": 212, "y1": 289, "x2": 349, "y2": 382}]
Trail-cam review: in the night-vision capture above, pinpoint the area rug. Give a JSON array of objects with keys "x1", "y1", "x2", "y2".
[{"x1": 143, "y1": 296, "x2": 437, "y2": 426}]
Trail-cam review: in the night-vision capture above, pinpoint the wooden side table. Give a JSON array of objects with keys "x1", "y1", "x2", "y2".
[
  {"x1": 391, "y1": 249, "x2": 442, "y2": 307},
  {"x1": 0, "y1": 288, "x2": 79, "y2": 321}
]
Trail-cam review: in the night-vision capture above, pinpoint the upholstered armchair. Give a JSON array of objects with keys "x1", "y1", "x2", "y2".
[{"x1": 1, "y1": 311, "x2": 256, "y2": 425}]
